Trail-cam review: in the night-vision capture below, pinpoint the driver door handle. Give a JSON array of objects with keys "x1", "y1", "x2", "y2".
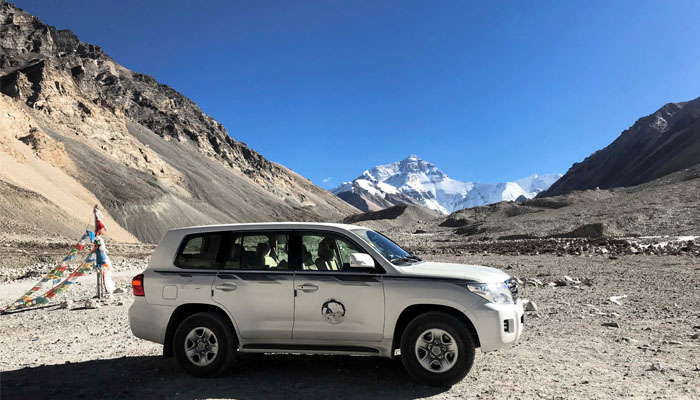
[
  {"x1": 296, "y1": 283, "x2": 318, "y2": 293},
  {"x1": 215, "y1": 283, "x2": 237, "y2": 292}
]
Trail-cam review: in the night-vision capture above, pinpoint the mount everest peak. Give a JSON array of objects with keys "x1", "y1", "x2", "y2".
[{"x1": 332, "y1": 155, "x2": 561, "y2": 214}]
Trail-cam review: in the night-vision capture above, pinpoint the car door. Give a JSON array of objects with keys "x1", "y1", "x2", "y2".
[
  {"x1": 212, "y1": 231, "x2": 295, "y2": 340},
  {"x1": 292, "y1": 231, "x2": 385, "y2": 342}
]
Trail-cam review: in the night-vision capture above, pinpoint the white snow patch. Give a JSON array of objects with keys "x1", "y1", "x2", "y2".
[{"x1": 332, "y1": 155, "x2": 562, "y2": 214}]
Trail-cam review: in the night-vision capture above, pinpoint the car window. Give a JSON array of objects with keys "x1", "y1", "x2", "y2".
[
  {"x1": 240, "y1": 232, "x2": 290, "y2": 270},
  {"x1": 337, "y1": 238, "x2": 366, "y2": 267},
  {"x1": 300, "y1": 233, "x2": 370, "y2": 272},
  {"x1": 174, "y1": 233, "x2": 223, "y2": 269},
  {"x1": 223, "y1": 235, "x2": 242, "y2": 269},
  {"x1": 351, "y1": 229, "x2": 412, "y2": 263}
]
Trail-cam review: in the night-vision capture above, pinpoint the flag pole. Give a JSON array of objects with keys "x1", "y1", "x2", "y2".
[
  {"x1": 93, "y1": 204, "x2": 102, "y2": 299},
  {"x1": 96, "y1": 267, "x2": 102, "y2": 299}
]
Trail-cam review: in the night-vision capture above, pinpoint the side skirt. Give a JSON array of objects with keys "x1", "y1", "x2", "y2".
[{"x1": 240, "y1": 343, "x2": 381, "y2": 355}]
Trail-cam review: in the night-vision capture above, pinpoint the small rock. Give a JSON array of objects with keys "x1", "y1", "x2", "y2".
[
  {"x1": 693, "y1": 365, "x2": 700, "y2": 372},
  {"x1": 617, "y1": 337, "x2": 638, "y2": 343},
  {"x1": 649, "y1": 362, "x2": 663, "y2": 372},
  {"x1": 59, "y1": 300, "x2": 72, "y2": 309},
  {"x1": 84, "y1": 299, "x2": 100, "y2": 309},
  {"x1": 602, "y1": 322, "x2": 619, "y2": 328},
  {"x1": 609, "y1": 295, "x2": 627, "y2": 305},
  {"x1": 667, "y1": 340, "x2": 682, "y2": 345},
  {"x1": 691, "y1": 333, "x2": 699, "y2": 340},
  {"x1": 524, "y1": 300, "x2": 538, "y2": 312},
  {"x1": 526, "y1": 277, "x2": 543, "y2": 286},
  {"x1": 638, "y1": 345, "x2": 659, "y2": 352},
  {"x1": 113, "y1": 288, "x2": 124, "y2": 294}
]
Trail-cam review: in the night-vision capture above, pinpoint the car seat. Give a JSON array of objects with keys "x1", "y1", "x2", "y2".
[
  {"x1": 302, "y1": 244, "x2": 316, "y2": 270},
  {"x1": 315, "y1": 239, "x2": 339, "y2": 271},
  {"x1": 256, "y1": 242, "x2": 277, "y2": 268}
]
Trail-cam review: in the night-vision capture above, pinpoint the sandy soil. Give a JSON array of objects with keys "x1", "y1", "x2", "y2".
[
  {"x1": 0, "y1": 94, "x2": 138, "y2": 243},
  {"x1": 1, "y1": 250, "x2": 698, "y2": 400}
]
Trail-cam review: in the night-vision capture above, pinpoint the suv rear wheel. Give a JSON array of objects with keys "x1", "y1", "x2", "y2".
[
  {"x1": 173, "y1": 312, "x2": 237, "y2": 377},
  {"x1": 400, "y1": 311, "x2": 475, "y2": 387}
]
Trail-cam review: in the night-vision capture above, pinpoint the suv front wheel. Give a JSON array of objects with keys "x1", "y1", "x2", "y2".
[
  {"x1": 173, "y1": 312, "x2": 237, "y2": 377},
  {"x1": 400, "y1": 311, "x2": 475, "y2": 387}
]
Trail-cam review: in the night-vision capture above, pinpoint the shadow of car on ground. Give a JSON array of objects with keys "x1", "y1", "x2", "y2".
[{"x1": 1, "y1": 354, "x2": 447, "y2": 400}]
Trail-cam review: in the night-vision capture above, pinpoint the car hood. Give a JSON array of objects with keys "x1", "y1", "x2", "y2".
[{"x1": 394, "y1": 261, "x2": 510, "y2": 283}]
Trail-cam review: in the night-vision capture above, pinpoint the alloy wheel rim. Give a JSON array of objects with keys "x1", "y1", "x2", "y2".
[
  {"x1": 184, "y1": 327, "x2": 219, "y2": 367},
  {"x1": 414, "y1": 328, "x2": 458, "y2": 373}
]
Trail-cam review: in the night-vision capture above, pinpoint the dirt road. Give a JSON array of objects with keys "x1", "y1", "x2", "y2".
[{"x1": 1, "y1": 254, "x2": 698, "y2": 399}]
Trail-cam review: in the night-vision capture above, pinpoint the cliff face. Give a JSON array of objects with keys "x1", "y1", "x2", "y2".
[
  {"x1": 0, "y1": 1, "x2": 356, "y2": 243},
  {"x1": 540, "y1": 97, "x2": 700, "y2": 197}
]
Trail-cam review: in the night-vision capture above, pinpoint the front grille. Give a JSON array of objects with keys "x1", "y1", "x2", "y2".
[{"x1": 506, "y1": 278, "x2": 518, "y2": 302}]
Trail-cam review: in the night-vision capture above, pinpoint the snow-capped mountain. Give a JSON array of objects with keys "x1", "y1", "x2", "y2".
[{"x1": 332, "y1": 155, "x2": 562, "y2": 214}]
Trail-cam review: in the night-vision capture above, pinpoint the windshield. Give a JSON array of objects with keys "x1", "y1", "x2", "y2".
[{"x1": 351, "y1": 229, "x2": 420, "y2": 264}]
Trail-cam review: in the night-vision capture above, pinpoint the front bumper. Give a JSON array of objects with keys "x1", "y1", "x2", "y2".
[{"x1": 465, "y1": 298, "x2": 525, "y2": 352}]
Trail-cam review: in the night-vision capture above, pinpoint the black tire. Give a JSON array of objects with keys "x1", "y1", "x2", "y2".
[
  {"x1": 173, "y1": 311, "x2": 237, "y2": 377},
  {"x1": 400, "y1": 311, "x2": 475, "y2": 387}
]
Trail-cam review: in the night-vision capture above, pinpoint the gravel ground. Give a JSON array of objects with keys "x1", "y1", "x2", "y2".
[
  {"x1": 1, "y1": 252, "x2": 699, "y2": 400},
  {"x1": 0, "y1": 241, "x2": 155, "y2": 282}
]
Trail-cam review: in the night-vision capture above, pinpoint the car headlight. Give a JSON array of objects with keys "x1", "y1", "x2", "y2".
[{"x1": 467, "y1": 281, "x2": 513, "y2": 304}]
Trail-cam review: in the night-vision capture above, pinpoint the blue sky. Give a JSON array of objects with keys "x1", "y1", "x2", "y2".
[{"x1": 15, "y1": 0, "x2": 700, "y2": 188}]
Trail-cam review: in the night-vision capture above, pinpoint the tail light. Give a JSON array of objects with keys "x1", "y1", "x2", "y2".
[{"x1": 132, "y1": 274, "x2": 145, "y2": 296}]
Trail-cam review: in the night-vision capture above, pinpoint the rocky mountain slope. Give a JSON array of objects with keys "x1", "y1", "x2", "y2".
[
  {"x1": 332, "y1": 155, "x2": 560, "y2": 214},
  {"x1": 343, "y1": 204, "x2": 442, "y2": 231},
  {"x1": 439, "y1": 164, "x2": 700, "y2": 240},
  {"x1": 0, "y1": 1, "x2": 356, "y2": 243},
  {"x1": 541, "y1": 96, "x2": 700, "y2": 197}
]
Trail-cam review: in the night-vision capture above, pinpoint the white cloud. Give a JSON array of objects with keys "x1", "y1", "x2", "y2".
[{"x1": 322, "y1": 177, "x2": 333, "y2": 184}]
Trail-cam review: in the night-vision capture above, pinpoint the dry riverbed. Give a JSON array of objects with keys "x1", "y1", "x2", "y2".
[{"x1": 1, "y1": 253, "x2": 698, "y2": 400}]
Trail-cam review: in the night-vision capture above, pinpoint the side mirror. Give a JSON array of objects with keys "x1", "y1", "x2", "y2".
[{"x1": 349, "y1": 253, "x2": 375, "y2": 268}]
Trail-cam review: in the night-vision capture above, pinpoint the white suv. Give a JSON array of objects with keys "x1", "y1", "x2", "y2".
[{"x1": 128, "y1": 222, "x2": 524, "y2": 386}]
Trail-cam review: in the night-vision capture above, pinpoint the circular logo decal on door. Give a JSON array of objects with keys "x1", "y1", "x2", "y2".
[{"x1": 321, "y1": 298, "x2": 346, "y2": 324}]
